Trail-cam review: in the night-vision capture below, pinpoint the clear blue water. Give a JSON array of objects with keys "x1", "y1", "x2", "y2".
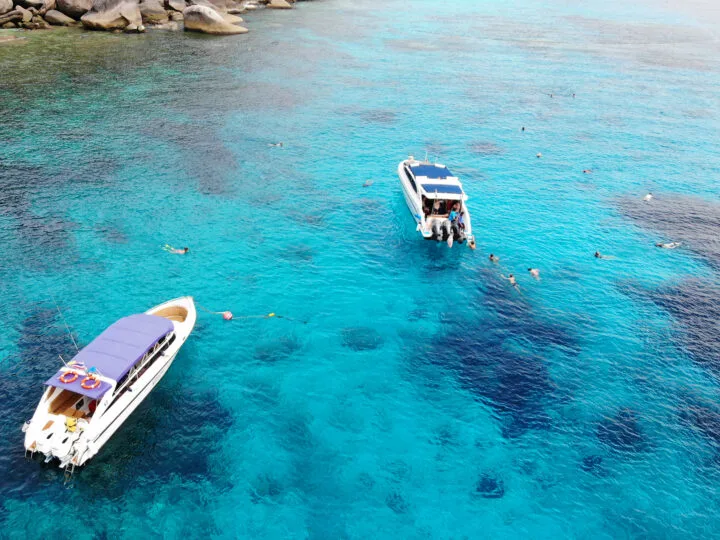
[{"x1": 2, "y1": 0, "x2": 720, "y2": 536}]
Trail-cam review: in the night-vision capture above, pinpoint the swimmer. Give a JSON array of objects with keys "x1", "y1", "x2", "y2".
[
  {"x1": 164, "y1": 245, "x2": 189, "y2": 254},
  {"x1": 572, "y1": 93, "x2": 576, "y2": 98},
  {"x1": 521, "y1": 126, "x2": 525, "y2": 132},
  {"x1": 656, "y1": 241, "x2": 682, "y2": 249},
  {"x1": 363, "y1": 180, "x2": 374, "y2": 187},
  {"x1": 583, "y1": 169, "x2": 593, "y2": 174},
  {"x1": 643, "y1": 192, "x2": 653, "y2": 202},
  {"x1": 489, "y1": 253, "x2": 500, "y2": 263},
  {"x1": 594, "y1": 251, "x2": 616, "y2": 260},
  {"x1": 502, "y1": 274, "x2": 520, "y2": 290},
  {"x1": 468, "y1": 238, "x2": 477, "y2": 250},
  {"x1": 536, "y1": 152, "x2": 542, "y2": 158},
  {"x1": 268, "y1": 142, "x2": 284, "y2": 147},
  {"x1": 528, "y1": 268, "x2": 540, "y2": 280}
]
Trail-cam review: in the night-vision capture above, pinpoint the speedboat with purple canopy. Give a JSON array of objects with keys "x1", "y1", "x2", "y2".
[
  {"x1": 23, "y1": 296, "x2": 196, "y2": 471},
  {"x1": 398, "y1": 156, "x2": 475, "y2": 248}
]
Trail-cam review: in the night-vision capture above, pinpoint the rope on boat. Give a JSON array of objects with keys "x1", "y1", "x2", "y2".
[
  {"x1": 51, "y1": 294, "x2": 79, "y2": 352},
  {"x1": 195, "y1": 302, "x2": 306, "y2": 324}
]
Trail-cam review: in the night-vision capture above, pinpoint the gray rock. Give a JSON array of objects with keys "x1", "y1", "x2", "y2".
[
  {"x1": 267, "y1": 0, "x2": 291, "y2": 8},
  {"x1": 139, "y1": 0, "x2": 166, "y2": 23},
  {"x1": 0, "y1": 0, "x2": 14, "y2": 15},
  {"x1": 17, "y1": 5, "x2": 34, "y2": 21},
  {"x1": 187, "y1": 0, "x2": 222, "y2": 12},
  {"x1": 81, "y1": 0, "x2": 141, "y2": 29},
  {"x1": 165, "y1": 0, "x2": 184, "y2": 11},
  {"x1": 56, "y1": 0, "x2": 92, "y2": 18},
  {"x1": 1, "y1": 21, "x2": 16, "y2": 27},
  {"x1": 183, "y1": 4, "x2": 245, "y2": 34},
  {"x1": 0, "y1": 9, "x2": 22, "y2": 24},
  {"x1": 168, "y1": 9, "x2": 181, "y2": 19},
  {"x1": 17, "y1": 0, "x2": 46, "y2": 10},
  {"x1": 44, "y1": 8, "x2": 75, "y2": 23}
]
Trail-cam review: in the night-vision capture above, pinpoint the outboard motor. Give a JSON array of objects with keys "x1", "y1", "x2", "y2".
[{"x1": 431, "y1": 221, "x2": 443, "y2": 241}]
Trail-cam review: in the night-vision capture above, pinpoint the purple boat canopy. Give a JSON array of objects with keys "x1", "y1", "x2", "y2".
[{"x1": 45, "y1": 314, "x2": 174, "y2": 400}]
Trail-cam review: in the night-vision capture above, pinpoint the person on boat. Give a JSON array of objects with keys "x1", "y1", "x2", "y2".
[
  {"x1": 528, "y1": 268, "x2": 540, "y2": 279},
  {"x1": 448, "y1": 203, "x2": 460, "y2": 223},
  {"x1": 432, "y1": 200, "x2": 442, "y2": 215},
  {"x1": 457, "y1": 211, "x2": 466, "y2": 230},
  {"x1": 489, "y1": 254, "x2": 500, "y2": 263},
  {"x1": 502, "y1": 274, "x2": 520, "y2": 290},
  {"x1": 164, "y1": 245, "x2": 189, "y2": 254}
]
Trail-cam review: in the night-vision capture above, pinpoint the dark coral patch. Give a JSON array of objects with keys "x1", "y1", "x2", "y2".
[
  {"x1": 250, "y1": 473, "x2": 284, "y2": 504},
  {"x1": 617, "y1": 194, "x2": 720, "y2": 271},
  {"x1": 621, "y1": 279, "x2": 720, "y2": 376},
  {"x1": 361, "y1": 110, "x2": 397, "y2": 125},
  {"x1": 385, "y1": 491, "x2": 409, "y2": 514},
  {"x1": 475, "y1": 474, "x2": 505, "y2": 498},
  {"x1": 468, "y1": 141, "x2": 504, "y2": 155},
  {"x1": 597, "y1": 408, "x2": 646, "y2": 452},
  {"x1": 342, "y1": 327, "x2": 383, "y2": 351},
  {"x1": 254, "y1": 336, "x2": 301, "y2": 362},
  {"x1": 580, "y1": 455, "x2": 608, "y2": 476},
  {"x1": 77, "y1": 387, "x2": 234, "y2": 499},
  {"x1": 680, "y1": 402, "x2": 720, "y2": 447}
]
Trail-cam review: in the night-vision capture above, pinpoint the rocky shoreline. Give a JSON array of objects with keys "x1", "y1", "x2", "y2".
[{"x1": 0, "y1": 0, "x2": 295, "y2": 36}]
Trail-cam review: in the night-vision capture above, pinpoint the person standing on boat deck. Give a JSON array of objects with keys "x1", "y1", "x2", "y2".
[{"x1": 432, "y1": 199, "x2": 442, "y2": 215}]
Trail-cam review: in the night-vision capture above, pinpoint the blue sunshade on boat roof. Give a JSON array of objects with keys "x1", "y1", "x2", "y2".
[
  {"x1": 421, "y1": 184, "x2": 463, "y2": 195},
  {"x1": 410, "y1": 164, "x2": 453, "y2": 179},
  {"x1": 45, "y1": 314, "x2": 173, "y2": 399}
]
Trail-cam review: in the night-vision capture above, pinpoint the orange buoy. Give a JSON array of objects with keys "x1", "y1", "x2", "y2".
[
  {"x1": 81, "y1": 376, "x2": 101, "y2": 390},
  {"x1": 59, "y1": 371, "x2": 79, "y2": 384}
]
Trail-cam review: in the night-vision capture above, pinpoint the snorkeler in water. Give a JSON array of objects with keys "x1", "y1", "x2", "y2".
[
  {"x1": 164, "y1": 245, "x2": 189, "y2": 254},
  {"x1": 502, "y1": 274, "x2": 520, "y2": 290},
  {"x1": 656, "y1": 241, "x2": 681, "y2": 249},
  {"x1": 594, "y1": 251, "x2": 616, "y2": 260}
]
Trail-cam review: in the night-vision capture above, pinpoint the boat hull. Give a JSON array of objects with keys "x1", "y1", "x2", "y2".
[
  {"x1": 23, "y1": 296, "x2": 196, "y2": 469},
  {"x1": 397, "y1": 160, "x2": 474, "y2": 242}
]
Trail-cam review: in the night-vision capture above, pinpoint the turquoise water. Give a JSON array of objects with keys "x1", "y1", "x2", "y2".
[{"x1": 2, "y1": 0, "x2": 720, "y2": 536}]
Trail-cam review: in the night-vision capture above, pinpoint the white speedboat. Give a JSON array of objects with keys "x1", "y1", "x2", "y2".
[
  {"x1": 398, "y1": 156, "x2": 475, "y2": 247},
  {"x1": 23, "y1": 296, "x2": 196, "y2": 471}
]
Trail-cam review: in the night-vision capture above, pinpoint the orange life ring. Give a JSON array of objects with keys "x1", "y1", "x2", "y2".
[
  {"x1": 81, "y1": 376, "x2": 101, "y2": 390},
  {"x1": 59, "y1": 371, "x2": 79, "y2": 384}
]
